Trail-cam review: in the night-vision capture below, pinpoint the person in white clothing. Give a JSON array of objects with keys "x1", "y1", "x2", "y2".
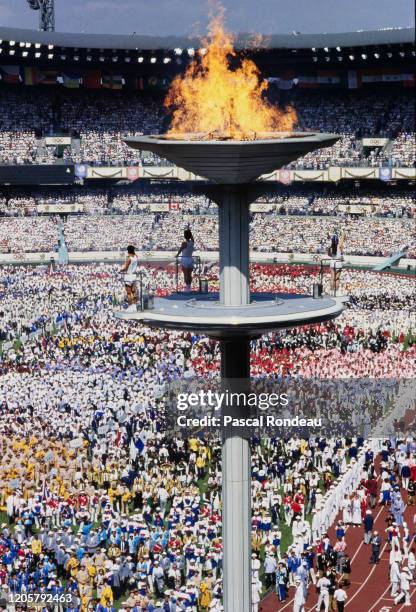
[
  {"x1": 390, "y1": 559, "x2": 401, "y2": 596},
  {"x1": 316, "y1": 574, "x2": 331, "y2": 612},
  {"x1": 394, "y1": 566, "x2": 412, "y2": 606},
  {"x1": 293, "y1": 576, "x2": 306, "y2": 612},
  {"x1": 121, "y1": 244, "x2": 138, "y2": 310},
  {"x1": 334, "y1": 585, "x2": 347, "y2": 612},
  {"x1": 176, "y1": 229, "x2": 195, "y2": 292},
  {"x1": 251, "y1": 577, "x2": 261, "y2": 612}
]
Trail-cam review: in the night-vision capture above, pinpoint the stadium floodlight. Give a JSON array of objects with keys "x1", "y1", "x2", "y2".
[
  {"x1": 99, "y1": 56, "x2": 105, "y2": 62},
  {"x1": 312, "y1": 56, "x2": 318, "y2": 62},
  {"x1": 9, "y1": 50, "x2": 15, "y2": 55},
  {"x1": 22, "y1": 51, "x2": 29, "y2": 57},
  {"x1": 336, "y1": 46, "x2": 341, "y2": 51},
  {"x1": 325, "y1": 56, "x2": 330, "y2": 62},
  {"x1": 86, "y1": 55, "x2": 92, "y2": 61},
  {"x1": 199, "y1": 47, "x2": 207, "y2": 55},
  {"x1": 35, "y1": 52, "x2": 41, "y2": 58},
  {"x1": 112, "y1": 56, "x2": 118, "y2": 62},
  {"x1": 26, "y1": 42, "x2": 31, "y2": 47},
  {"x1": 26, "y1": 0, "x2": 55, "y2": 32},
  {"x1": 187, "y1": 48, "x2": 195, "y2": 56},
  {"x1": 74, "y1": 55, "x2": 79, "y2": 61},
  {"x1": 361, "y1": 53, "x2": 367, "y2": 59},
  {"x1": 174, "y1": 47, "x2": 183, "y2": 55},
  {"x1": 387, "y1": 52, "x2": 392, "y2": 58},
  {"x1": 125, "y1": 57, "x2": 131, "y2": 63},
  {"x1": 311, "y1": 47, "x2": 316, "y2": 51},
  {"x1": 163, "y1": 57, "x2": 171, "y2": 64},
  {"x1": 349, "y1": 54, "x2": 355, "y2": 60},
  {"x1": 399, "y1": 51, "x2": 405, "y2": 57},
  {"x1": 374, "y1": 53, "x2": 380, "y2": 58},
  {"x1": 324, "y1": 46, "x2": 329, "y2": 52},
  {"x1": 138, "y1": 56, "x2": 144, "y2": 63},
  {"x1": 9, "y1": 40, "x2": 16, "y2": 46},
  {"x1": 60, "y1": 54, "x2": 67, "y2": 60},
  {"x1": 150, "y1": 57, "x2": 157, "y2": 63},
  {"x1": 48, "y1": 53, "x2": 53, "y2": 59},
  {"x1": 337, "y1": 56, "x2": 343, "y2": 61},
  {"x1": 19, "y1": 42, "x2": 26, "y2": 47},
  {"x1": 35, "y1": 43, "x2": 41, "y2": 48}
]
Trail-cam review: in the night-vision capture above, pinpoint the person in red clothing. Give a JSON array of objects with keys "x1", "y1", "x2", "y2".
[
  {"x1": 290, "y1": 500, "x2": 302, "y2": 525},
  {"x1": 366, "y1": 476, "x2": 378, "y2": 509}
]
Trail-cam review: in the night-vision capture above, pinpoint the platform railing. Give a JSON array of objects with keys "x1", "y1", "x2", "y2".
[
  {"x1": 319, "y1": 257, "x2": 343, "y2": 297},
  {"x1": 135, "y1": 271, "x2": 154, "y2": 310}
]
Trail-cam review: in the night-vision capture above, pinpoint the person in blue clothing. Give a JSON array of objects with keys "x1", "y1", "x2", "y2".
[{"x1": 276, "y1": 561, "x2": 289, "y2": 601}]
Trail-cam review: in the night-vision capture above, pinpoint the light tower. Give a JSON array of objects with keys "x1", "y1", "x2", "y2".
[
  {"x1": 26, "y1": 0, "x2": 55, "y2": 32},
  {"x1": 116, "y1": 132, "x2": 344, "y2": 612}
]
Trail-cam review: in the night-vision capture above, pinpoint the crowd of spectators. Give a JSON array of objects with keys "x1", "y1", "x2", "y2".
[
  {"x1": 1, "y1": 185, "x2": 413, "y2": 219},
  {"x1": 1, "y1": 209, "x2": 414, "y2": 258},
  {"x1": 0, "y1": 88, "x2": 414, "y2": 167}
]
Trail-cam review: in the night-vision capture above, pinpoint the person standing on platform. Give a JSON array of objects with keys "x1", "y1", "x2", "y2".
[
  {"x1": 121, "y1": 245, "x2": 138, "y2": 312},
  {"x1": 176, "y1": 229, "x2": 195, "y2": 292}
]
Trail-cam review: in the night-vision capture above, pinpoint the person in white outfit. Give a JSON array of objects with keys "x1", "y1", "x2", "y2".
[
  {"x1": 390, "y1": 559, "x2": 401, "y2": 596},
  {"x1": 293, "y1": 576, "x2": 306, "y2": 612},
  {"x1": 176, "y1": 229, "x2": 195, "y2": 292},
  {"x1": 121, "y1": 244, "x2": 138, "y2": 311},
  {"x1": 251, "y1": 577, "x2": 261, "y2": 612},
  {"x1": 316, "y1": 574, "x2": 331, "y2": 612},
  {"x1": 394, "y1": 566, "x2": 412, "y2": 606}
]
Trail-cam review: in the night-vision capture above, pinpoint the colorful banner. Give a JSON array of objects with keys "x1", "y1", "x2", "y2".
[
  {"x1": 379, "y1": 167, "x2": 392, "y2": 182},
  {"x1": 83, "y1": 70, "x2": 101, "y2": 89},
  {"x1": 102, "y1": 74, "x2": 124, "y2": 90},
  {"x1": 22, "y1": 66, "x2": 41, "y2": 86},
  {"x1": 362, "y1": 138, "x2": 389, "y2": 147},
  {"x1": 39, "y1": 70, "x2": 59, "y2": 85},
  {"x1": 279, "y1": 169, "x2": 294, "y2": 185},
  {"x1": 75, "y1": 164, "x2": 88, "y2": 179},
  {"x1": 0, "y1": 65, "x2": 21, "y2": 84},
  {"x1": 317, "y1": 70, "x2": 341, "y2": 85},
  {"x1": 61, "y1": 70, "x2": 81, "y2": 89},
  {"x1": 126, "y1": 167, "x2": 140, "y2": 181}
]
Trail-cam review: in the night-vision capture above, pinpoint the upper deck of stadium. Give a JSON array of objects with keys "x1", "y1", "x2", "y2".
[{"x1": 0, "y1": 25, "x2": 414, "y2": 67}]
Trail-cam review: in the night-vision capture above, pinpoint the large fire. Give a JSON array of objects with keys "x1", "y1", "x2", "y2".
[{"x1": 164, "y1": 14, "x2": 297, "y2": 140}]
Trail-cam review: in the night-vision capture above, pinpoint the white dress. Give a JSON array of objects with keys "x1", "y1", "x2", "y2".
[
  {"x1": 352, "y1": 497, "x2": 362, "y2": 525},
  {"x1": 341, "y1": 498, "x2": 352, "y2": 524},
  {"x1": 181, "y1": 240, "x2": 194, "y2": 269}
]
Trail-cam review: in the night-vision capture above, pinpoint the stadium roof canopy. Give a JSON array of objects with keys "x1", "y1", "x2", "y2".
[{"x1": 0, "y1": 26, "x2": 414, "y2": 50}]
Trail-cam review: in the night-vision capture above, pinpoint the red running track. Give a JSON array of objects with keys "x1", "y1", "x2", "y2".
[{"x1": 260, "y1": 496, "x2": 416, "y2": 612}]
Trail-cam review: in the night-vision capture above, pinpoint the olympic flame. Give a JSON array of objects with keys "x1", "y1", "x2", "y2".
[{"x1": 164, "y1": 13, "x2": 297, "y2": 140}]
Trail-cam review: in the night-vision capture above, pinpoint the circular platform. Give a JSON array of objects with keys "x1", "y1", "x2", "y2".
[{"x1": 114, "y1": 292, "x2": 344, "y2": 338}]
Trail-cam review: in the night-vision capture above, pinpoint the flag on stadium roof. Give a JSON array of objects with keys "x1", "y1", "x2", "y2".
[
  {"x1": 0, "y1": 65, "x2": 21, "y2": 84},
  {"x1": 102, "y1": 74, "x2": 124, "y2": 89}
]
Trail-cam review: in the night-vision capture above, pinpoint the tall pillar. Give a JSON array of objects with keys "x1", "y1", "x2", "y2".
[
  {"x1": 217, "y1": 186, "x2": 250, "y2": 307},
  {"x1": 217, "y1": 185, "x2": 252, "y2": 612},
  {"x1": 220, "y1": 340, "x2": 251, "y2": 612}
]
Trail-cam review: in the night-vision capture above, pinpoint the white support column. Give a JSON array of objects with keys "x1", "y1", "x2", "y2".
[
  {"x1": 217, "y1": 186, "x2": 250, "y2": 307},
  {"x1": 217, "y1": 185, "x2": 252, "y2": 612}
]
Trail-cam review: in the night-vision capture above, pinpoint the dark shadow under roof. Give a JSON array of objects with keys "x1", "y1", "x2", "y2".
[{"x1": 0, "y1": 26, "x2": 414, "y2": 50}]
